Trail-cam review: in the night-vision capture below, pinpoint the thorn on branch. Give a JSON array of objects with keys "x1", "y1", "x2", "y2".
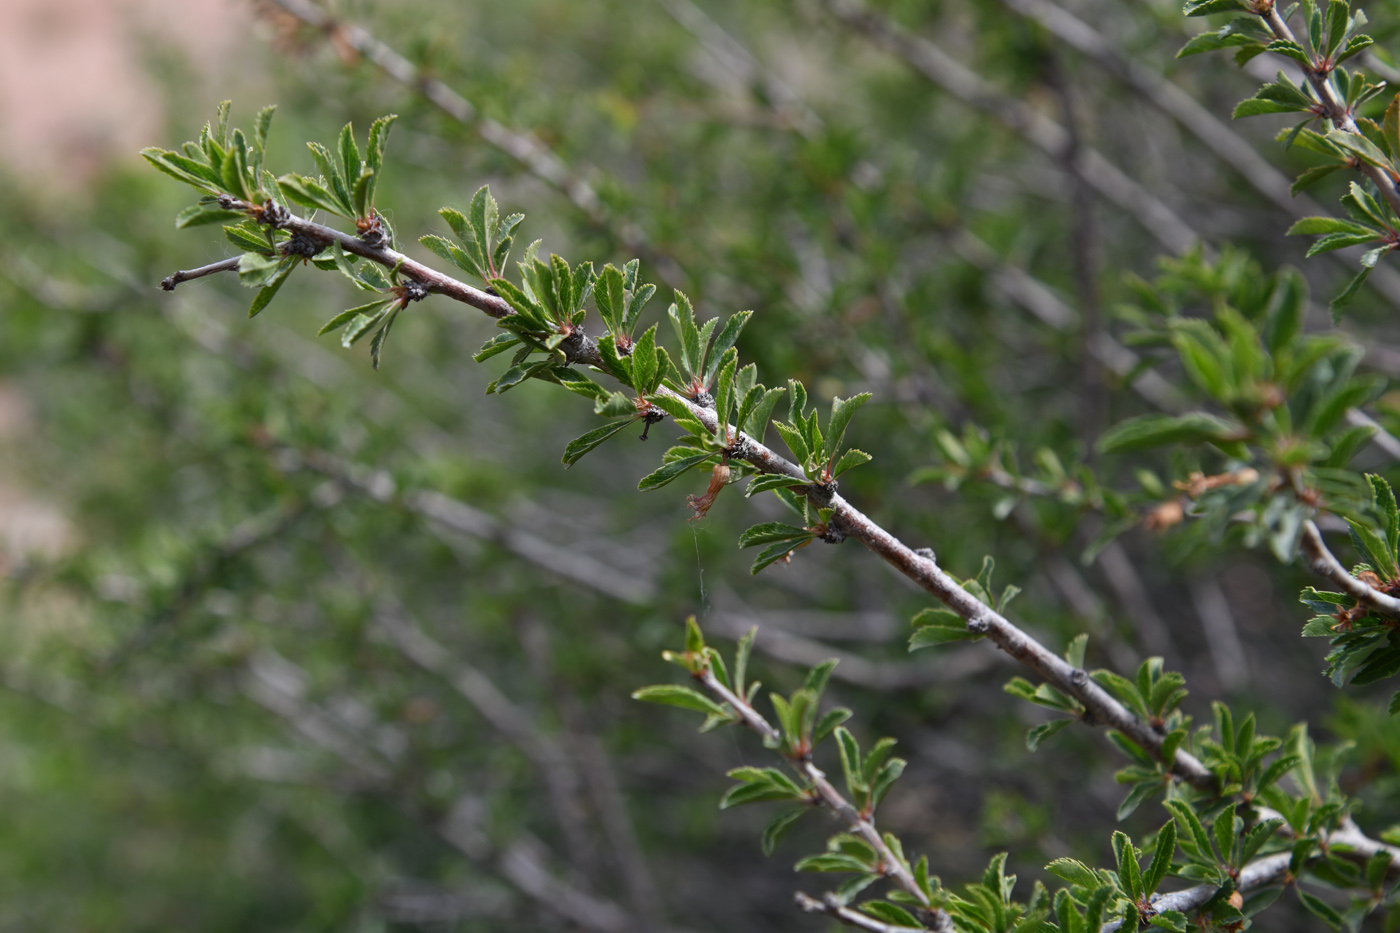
[{"x1": 638, "y1": 410, "x2": 665, "y2": 441}]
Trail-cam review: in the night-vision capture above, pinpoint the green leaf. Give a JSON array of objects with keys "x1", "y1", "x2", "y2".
[
  {"x1": 745, "y1": 474, "x2": 810, "y2": 496},
  {"x1": 1306, "y1": 232, "x2": 1385, "y2": 256},
  {"x1": 774, "y1": 421, "x2": 811, "y2": 467},
  {"x1": 1096, "y1": 412, "x2": 1242, "y2": 453},
  {"x1": 750, "y1": 540, "x2": 807, "y2": 573},
  {"x1": 1297, "y1": 890, "x2": 1343, "y2": 929},
  {"x1": 224, "y1": 223, "x2": 275, "y2": 256},
  {"x1": 738, "y1": 522, "x2": 813, "y2": 547},
  {"x1": 1347, "y1": 516, "x2": 1398, "y2": 579},
  {"x1": 669, "y1": 291, "x2": 701, "y2": 379},
  {"x1": 1183, "y1": 0, "x2": 1249, "y2": 12},
  {"x1": 1149, "y1": 909, "x2": 1189, "y2": 931},
  {"x1": 909, "y1": 608, "x2": 982, "y2": 647},
  {"x1": 342, "y1": 307, "x2": 393, "y2": 349},
  {"x1": 794, "y1": 852, "x2": 877, "y2": 874},
  {"x1": 831, "y1": 448, "x2": 872, "y2": 477},
  {"x1": 1113, "y1": 831, "x2": 1143, "y2": 901},
  {"x1": 1261, "y1": 38, "x2": 1313, "y2": 66},
  {"x1": 859, "y1": 902, "x2": 921, "y2": 928},
  {"x1": 761, "y1": 809, "x2": 807, "y2": 856},
  {"x1": 319, "y1": 299, "x2": 393, "y2": 337},
  {"x1": 247, "y1": 257, "x2": 296, "y2": 318},
  {"x1": 1144, "y1": 822, "x2": 1177, "y2": 894},
  {"x1": 1026, "y1": 718, "x2": 1074, "y2": 751},
  {"x1": 474, "y1": 333, "x2": 522, "y2": 362},
  {"x1": 720, "y1": 767, "x2": 806, "y2": 807},
  {"x1": 633, "y1": 325, "x2": 660, "y2": 396},
  {"x1": 711, "y1": 348, "x2": 739, "y2": 438},
  {"x1": 174, "y1": 202, "x2": 244, "y2": 228},
  {"x1": 826, "y1": 393, "x2": 872, "y2": 460},
  {"x1": 631, "y1": 684, "x2": 729, "y2": 716},
  {"x1": 743, "y1": 386, "x2": 787, "y2": 440},
  {"x1": 703, "y1": 311, "x2": 753, "y2": 388},
  {"x1": 1288, "y1": 216, "x2": 1382, "y2": 236},
  {"x1": 814, "y1": 707, "x2": 853, "y2": 744},
  {"x1": 278, "y1": 173, "x2": 350, "y2": 216},
  {"x1": 1045, "y1": 857, "x2": 1099, "y2": 888},
  {"x1": 646, "y1": 393, "x2": 707, "y2": 437},
  {"x1": 562, "y1": 419, "x2": 634, "y2": 467},
  {"x1": 307, "y1": 142, "x2": 351, "y2": 215},
  {"x1": 1233, "y1": 96, "x2": 1312, "y2": 117},
  {"x1": 368, "y1": 306, "x2": 399, "y2": 370},
  {"x1": 235, "y1": 251, "x2": 283, "y2": 288},
  {"x1": 364, "y1": 113, "x2": 396, "y2": 205},
  {"x1": 142, "y1": 148, "x2": 223, "y2": 191},
  {"x1": 1331, "y1": 255, "x2": 1384, "y2": 317},
  {"x1": 1163, "y1": 799, "x2": 1214, "y2": 863},
  {"x1": 1291, "y1": 163, "x2": 1346, "y2": 196},
  {"x1": 638, "y1": 451, "x2": 714, "y2": 491},
  {"x1": 595, "y1": 263, "x2": 627, "y2": 335},
  {"x1": 1117, "y1": 779, "x2": 1163, "y2": 820}
]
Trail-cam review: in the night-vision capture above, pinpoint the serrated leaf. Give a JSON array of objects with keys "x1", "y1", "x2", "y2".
[
  {"x1": 175, "y1": 202, "x2": 244, "y2": 229},
  {"x1": 278, "y1": 174, "x2": 349, "y2": 216},
  {"x1": 631, "y1": 684, "x2": 729, "y2": 716},
  {"x1": 247, "y1": 257, "x2": 296, "y2": 318},
  {"x1": 745, "y1": 474, "x2": 810, "y2": 496},
  {"x1": 703, "y1": 311, "x2": 752, "y2": 388},
  {"x1": 224, "y1": 223, "x2": 275, "y2": 256},
  {"x1": 1096, "y1": 412, "x2": 1243, "y2": 453},
  {"x1": 1044, "y1": 857, "x2": 1099, "y2": 888},
  {"x1": 761, "y1": 809, "x2": 807, "y2": 856},
  {"x1": 319, "y1": 299, "x2": 393, "y2": 337},
  {"x1": 562, "y1": 419, "x2": 634, "y2": 467},
  {"x1": 738, "y1": 521, "x2": 814, "y2": 547},
  {"x1": 638, "y1": 451, "x2": 714, "y2": 491},
  {"x1": 1027, "y1": 718, "x2": 1074, "y2": 751},
  {"x1": 831, "y1": 448, "x2": 872, "y2": 477}
]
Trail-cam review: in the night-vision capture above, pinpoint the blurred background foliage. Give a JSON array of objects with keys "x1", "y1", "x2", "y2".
[{"x1": 8, "y1": 0, "x2": 1400, "y2": 929}]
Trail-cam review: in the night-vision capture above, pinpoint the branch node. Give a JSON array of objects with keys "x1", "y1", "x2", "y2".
[
  {"x1": 258, "y1": 199, "x2": 291, "y2": 229},
  {"x1": 399, "y1": 278, "x2": 430, "y2": 303},
  {"x1": 357, "y1": 214, "x2": 392, "y2": 249},
  {"x1": 283, "y1": 231, "x2": 325, "y2": 259}
]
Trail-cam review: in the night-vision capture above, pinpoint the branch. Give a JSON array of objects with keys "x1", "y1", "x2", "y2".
[
  {"x1": 694, "y1": 666, "x2": 953, "y2": 930},
  {"x1": 161, "y1": 195, "x2": 1217, "y2": 790},
  {"x1": 1299, "y1": 519, "x2": 1400, "y2": 615},
  {"x1": 1259, "y1": 5, "x2": 1400, "y2": 217},
  {"x1": 159, "y1": 256, "x2": 242, "y2": 291}
]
